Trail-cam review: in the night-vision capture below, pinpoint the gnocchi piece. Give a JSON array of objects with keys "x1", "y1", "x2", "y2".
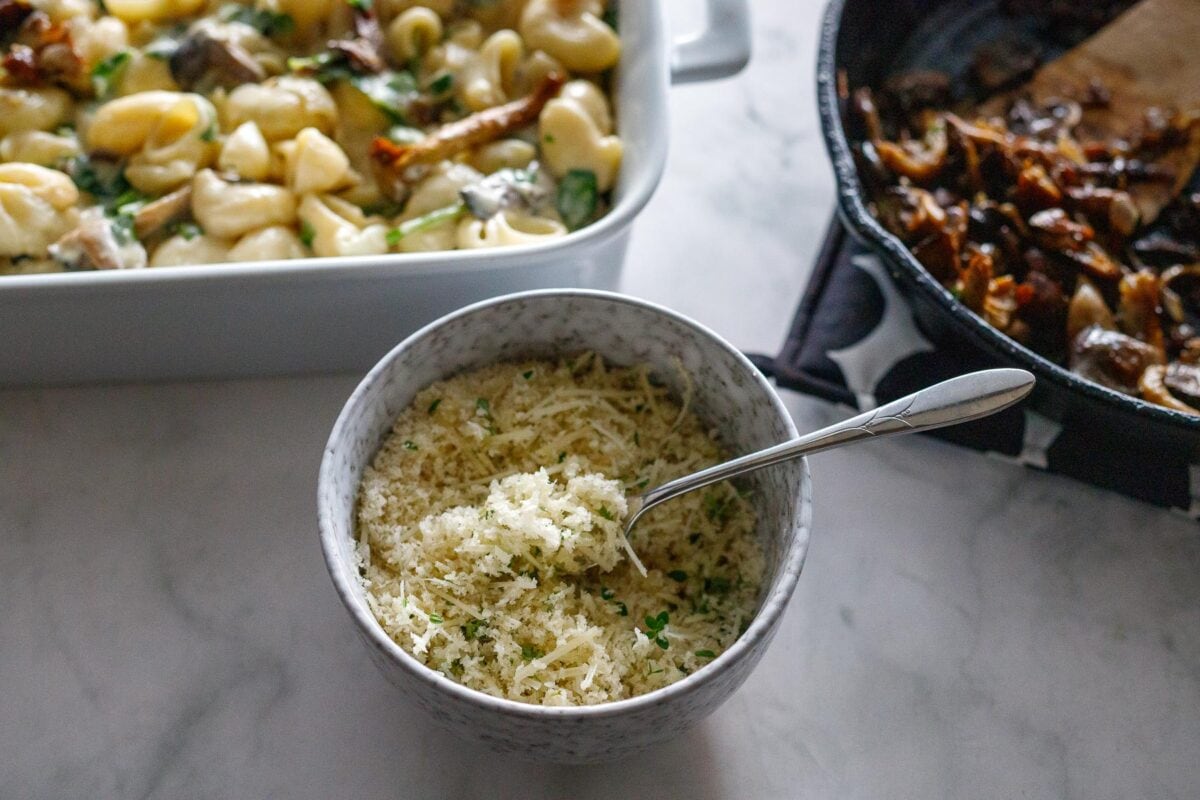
[
  {"x1": 0, "y1": 163, "x2": 81, "y2": 257},
  {"x1": 298, "y1": 194, "x2": 389, "y2": 258},
  {"x1": 539, "y1": 95, "x2": 622, "y2": 191},
  {"x1": 103, "y1": 0, "x2": 206, "y2": 23},
  {"x1": 458, "y1": 30, "x2": 524, "y2": 112},
  {"x1": 386, "y1": 7, "x2": 443, "y2": 63},
  {"x1": 118, "y1": 52, "x2": 180, "y2": 95},
  {"x1": 0, "y1": 87, "x2": 73, "y2": 137},
  {"x1": 87, "y1": 91, "x2": 219, "y2": 194},
  {"x1": 0, "y1": 131, "x2": 81, "y2": 166},
  {"x1": 223, "y1": 77, "x2": 338, "y2": 142},
  {"x1": 512, "y1": 49, "x2": 565, "y2": 96},
  {"x1": 150, "y1": 232, "x2": 231, "y2": 267},
  {"x1": 557, "y1": 79, "x2": 613, "y2": 134},
  {"x1": 191, "y1": 169, "x2": 297, "y2": 239},
  {"x1": 227, "y1": 225, "x2": 308, "y2": 261},
  {"x1": 405, "y1": 162, "x2": 483, "y2": 215},
  {"x1": 469, "y1": 138, "x2": 537, "y2": 174},
  {"x1": 378, "y1": 0, "x2": 455, "y2": 24},
  {"x1": 519, "y1": 0, "x2": 619, "y2": 73},
  {"x1": 389, "y1": 161, "x2": 482, "y2": 251},
  {"x1": 218, "y1": 121, "x2": 271, "y2": 181},
  {"x1": 284, "y1": 128, "x2": 351, "y2": 196},
  {"x1": 39, "y1": 0, "x2": 98, "y2": 22},
  {"x1": 463, "y1": 0, "x2": 529, "y2": 32},
  {"x1": 456, "y1": 209, "x2": 566, "y2": 249},
  {"x1": 66, "y1": 15, "x2": 130, "y2": 75}
]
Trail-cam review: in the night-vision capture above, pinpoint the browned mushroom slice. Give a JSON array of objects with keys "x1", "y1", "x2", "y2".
[
  {"x1": 983, "y1": 275, "x2": 1020, "y2": 332},
  {"x1": 327, "y1": 6, "x2": 388, "y2": 73},
  {"x1": 371, "y1": 72, "x2": 565, "y2": 182},
  {"x1": 133, "y1": 185, "x2": 192, "y2": 240},
  {"x1": 1069, "y1": 324, "x2": 1164, "y2": 394},
  {"x1": 169, "y1": 28, "x2": 266, "y2": 89},
  {"x1": 1117, "y1": 269, "x2": 1166, "y2": 354},
  {"x1": 873, "y1": 113, "x2": 947, "y2": 183},
  {"x1": 1064, "y1": 241, "x2": 1123, "y2": 282},
  {"x1": 1158, "y1": 263, "x2": 1200, "y2": 323},
  {"x1": 849, "y1": 86, "x2": 883, "y2": 142},
  {"x1": 1165, "y1": 362, "x2": 1200, "y2": 404},
  {"x1": 1066, "y1": 277, "x2": 1116, "y2": 340},
  {"x1": 1139, "y1": 364, "x2": 1200, "y2": 413},
  {"x1": 1028, "y1": 207, "x2": 1093, "y2": 251},
  {"x1": 49, "y1": 211, "x2": 146, "y2": 270},
  {"x1": 1014, "y1": 164, "x2": 1062, "y2": 212},
  {"x1": 957, "y1": 244, "x2": 994, "y2": 312},
  {"x1": 0, "y1": 0, "x2": 34, "y2": 42},
  {"x1": 1065, "y1": 185, "x2": 1139, "y2": 238},
  {"x1": 2, "y1": 8, "x2": 82, "y2": 88}
]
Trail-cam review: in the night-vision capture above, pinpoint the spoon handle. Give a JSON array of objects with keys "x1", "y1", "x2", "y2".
[{"x1": 632, "y1": 368, "x2": 1034, "y2": 522}]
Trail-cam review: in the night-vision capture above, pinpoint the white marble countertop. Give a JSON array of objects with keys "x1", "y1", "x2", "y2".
[{"x1": 4, "y1": 2, "x2": 1200, "y2": 798}]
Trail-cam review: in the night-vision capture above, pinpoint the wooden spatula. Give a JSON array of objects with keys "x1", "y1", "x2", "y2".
[{"x1": 981, "y1": 0, "x2": 1200, "y2": 223}]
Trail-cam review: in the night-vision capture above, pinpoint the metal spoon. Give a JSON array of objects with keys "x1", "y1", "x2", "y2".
[{"x1": 620, "y1": 368, "x2": 1034, "y2": 565}]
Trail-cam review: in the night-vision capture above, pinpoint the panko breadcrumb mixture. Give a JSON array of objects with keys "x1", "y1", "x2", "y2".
[{"x1": 356, "y1": 353, "x2": 763, "y2": 706}]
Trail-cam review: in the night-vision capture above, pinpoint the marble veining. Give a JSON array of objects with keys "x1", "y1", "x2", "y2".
[{"x1": 3, "y1": 1, "x2": 1200, "y2": 797}]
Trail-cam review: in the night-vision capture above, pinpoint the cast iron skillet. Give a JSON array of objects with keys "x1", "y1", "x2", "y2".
[{"x1": 817, "y1": 0, "x2": 1200, "y2": 460}]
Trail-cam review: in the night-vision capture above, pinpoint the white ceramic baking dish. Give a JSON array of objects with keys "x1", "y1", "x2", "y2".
[{"x1": 0, "y1": 0, "x2": 750, "y2": 386}]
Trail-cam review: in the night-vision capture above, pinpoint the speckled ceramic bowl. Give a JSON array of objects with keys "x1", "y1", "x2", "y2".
[{"x1": 317, "y1": 289, "x2": 812, "y2": 763}]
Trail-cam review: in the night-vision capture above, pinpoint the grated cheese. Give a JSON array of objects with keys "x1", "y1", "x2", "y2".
[{"x1": 356, "y1": 354, "x2": 763, "y2": 706}]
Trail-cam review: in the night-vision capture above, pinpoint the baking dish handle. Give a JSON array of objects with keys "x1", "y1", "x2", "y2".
[{"x1": 669, "y1": 0, "x2": 751, "y2": 84}]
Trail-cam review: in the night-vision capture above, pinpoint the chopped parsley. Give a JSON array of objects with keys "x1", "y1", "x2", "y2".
[
  {"x1": 62, "y1": 154, "x2": 129, "y2": 203},
  {"x1": 199, "y1": 122, "x2": 217, "y2": 142},
  {"x1": 704, "y1": 576, "x2": 731, "y2": 595},
  {"x1": 462, "y1": 618, "x2": 487, "y2": 640},
  {"x1": 427, "y1": 71, "x2": 454, "y2": 96},
  {"x1": 299, "y1": 221, "x2": 316, "y2": 248},
  {"x1": 427, "y1": 398, "x2": 441, "y2": 414},
  {"x1": 522, "y1": 370, "x2": 534, "y2": 380},
  {"x1": 387, "y1": 201, "x2": 465, "y2": 245},
  {"x1": 602, "y1": 3, "x2": 618, "y2": 31},
  {"x1": 221, "y1": 4, "x2": 294, "y2": 36},
  {"x1": 171, "y1": 221, "x2": 203, "y2": 240},
  {"x1": 351, "y1": 70, "x2": 419, "y2": 123},
  {"x1": 91, "y1": 50, "x2": 131, "y2": 99},
  {"x1": 348, "y1": 0, "x2": 371, "y2": 9},
  {"x1": 644, "y1": 611, "x2": 670, "y2": 649},
  {"x1": 695, "y1": 649, "x2": 716, "y2": 659},
  {"x1": 402, "y1": 440, "x2": 418, "y2": 451},
  {"x1": 667, "y1": 570, "x2": 687, "y2": 582},
  {"x1": 556, "y1": 169, "x2": 598, "y2": 231},
  {"x1": 475, "y1": 397, "x2": 490, "y2": 414},
  {"x1": 597, "y1": 505, "x2": 615, "y2": 521},
  {"x1": 428, "y1": 613, "x2": 443, "y2": 625},
  {"x1": 600, "y1": 587, "x2": 615, "y2": 600},
  {"x1": 703, "y1": 491, "x2": 734, "y2": 524},
  {"x1": 557, "y1": 451, "x2": 567, "y2": 463},
  {"x1": 520, "y1": 643, "x2": 544, "y2": 661}
]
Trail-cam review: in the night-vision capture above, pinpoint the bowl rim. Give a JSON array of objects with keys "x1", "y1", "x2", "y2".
[
  {"x1": 317, "y1": 288, "x2": 813, "y2": 719},
  {"x1": 816, "y1": 0, "x2": 1200, "y2": 434}
]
